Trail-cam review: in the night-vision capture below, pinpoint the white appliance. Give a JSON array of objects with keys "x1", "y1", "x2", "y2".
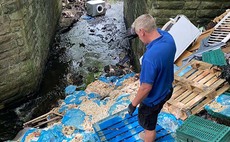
[
  {"x1": 162, "y1": 15, "x2": 201, "y2": 61},
  {"x1": 86, "y1": 0, "x2": 106, "y2": 17}
]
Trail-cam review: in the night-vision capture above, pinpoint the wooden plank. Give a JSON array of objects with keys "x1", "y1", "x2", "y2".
[
  {"x1": 187, "y1": 70, "x2": 203, "y2": 80},
  {"x1": 183, "y1": 69, "x2": 197, "y2": 78},
  {"x1": 184, "y1": 92, "x2": 207, "y2": 109},
  {"x1": 171, "y1": 88, "x2": 187, "y2": 99},
  {"x1": 191, "y1": 98, "x2": 211, "y2": 114},
  {"x1": 192, "y1": 70, "x2": 210, "y2": 82},
  {"x1": 209, "y1": 79, "x2": 226, "y2": 90},
  {"x1": 23, "y1": 111, "x2": 52, "y2": 126},
  {"x1": 175, "y1": 60, "x2": 194, "y2": 75},
  {"x1": 191, "y1": 60, "x2": 213, "y2": 70},
  {"x1": 165, "y1": 102, "x2": 187, "y2": 120},
  {"x1": 175, "y1": 75, "x2": 209, "y2": 91},
  {"x1": 173, "y1": 85, "x2": 182, "y2": 93},
  {"x1": 198, "y1": 73, "x2": 215, "y2": 84},
  {"x1": 192, "y1": 82, "x2": 209, "y2": 92},
  {"x1": 205, "y1": 76, "x2": 218, "y2": 86},
  {"x1": 174, "y1": 75, "x2": 193, "y2": 90},
  {"x1": 34, "y1": 116, "x2": 61, "y2": 128},
  {"x1": 215, "y1": 83, "x2": 230, "y2": 96},
  {"x1": 181, "y1": 92, "x2": 198, "y2": 104},
  {"x1": 167, "y1": 99, "x2": 185, "y2": 110},
  {"x1": 176, "y1": 90, "x2": 192, "y2": 102}
]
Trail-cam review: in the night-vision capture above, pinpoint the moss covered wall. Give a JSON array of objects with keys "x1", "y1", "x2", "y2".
[
  {"x1": 124, "y1": 0, "x2": 230, "y2": 72},
  {"x1": 0, "y1": 0, "x2": 62, "y2": 109}
]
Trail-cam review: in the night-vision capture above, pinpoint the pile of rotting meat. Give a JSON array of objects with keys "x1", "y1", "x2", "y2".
[{"x1": 18, "y1": 72, "x2": 140, "y2": 142}]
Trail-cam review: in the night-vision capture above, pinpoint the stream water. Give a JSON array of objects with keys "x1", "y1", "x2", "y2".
[{"x1": 0, "y1": 1, "x2": 130, "y2": 141}]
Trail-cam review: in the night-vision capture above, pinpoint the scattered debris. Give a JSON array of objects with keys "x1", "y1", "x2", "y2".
[
  {"x1": 218, "y1": 65, "x2": 230, "y2": 84},
  {"x1": 23, "y1": 108, "x2": 63, "y2": 128},
  {"x1": 205, "y1": 92, "x2": 230, "y2": 120},
  {"x1": 59, "y1": 0, "x2": 87, "y2": 33},
  {"x1": 19, "y1": 73, "x2": 139, "y2": 142}
]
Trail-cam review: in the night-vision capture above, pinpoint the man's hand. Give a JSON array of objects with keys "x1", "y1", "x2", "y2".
[{"x1": 128, "y1": 103, "x2": 136, "y2": 116}]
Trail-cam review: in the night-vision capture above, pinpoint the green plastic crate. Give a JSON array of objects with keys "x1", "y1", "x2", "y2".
[
  {"x1": 176, "y1": 115, "x2": 230, "y2": 142},
  {"x1": 202, "y1": 48, "x2": 227, "y2": 66}
]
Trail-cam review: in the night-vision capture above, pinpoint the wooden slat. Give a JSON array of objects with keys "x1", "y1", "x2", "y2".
[
  {"x1": 216, "y1": 83, "x2": 230, "y2": 95},
  {"x1": 184, "y1": 92, "x2": 208, "y2": 109},
  {"x1": 192, "y1": 70, "x2": 210, "y2": 82},
  {"x1": 205, "y1": 76, "x2": 218, "y2": 86},
  {"x1": 183, "y1": 69, "x2": 197, "y2": 78},
  {"x1": 175, "y1": 90, "x2": 192, "y2": 102},
  {"x1": 191, "y1": 98, "x2": 211, "y2": 114},
  {"x1": 187, "y1": 70, "x2": 203, "y2": 80},
  {"x1": 191, "y1": 61, "x2": 213, "y2": 70},
  {"x1": 209, "y1": 79, "x2": 226, "y2": 90},
  {"x1": 175, "y1": 61, "x2": 193, "y2": 75},
  {"x1": 181, "y1": 92, "x2": 198, "y2": 104},
  {"x1": 173, "y1": 85, "x2": 182, "y2": 93},
  {"x1": 175, "y1": 75, "x2": 209, "y2": 91},
  {"x1": 167, "y1": 99, "x2": 185, "y2": 109},
  {"x1": 171, "y1": 88, "x2": 187, "y2": 99},
  {"x1": 174, "y1": 75, "x2": 193, "y2": 90},
  {"x1": 198, "y1": 73, "x2": 215, "y2": 84}
]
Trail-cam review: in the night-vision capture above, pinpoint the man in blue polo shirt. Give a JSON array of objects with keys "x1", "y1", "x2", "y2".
[{"x1": 128, "y1": 14, "x2": 176, "y2": 142}]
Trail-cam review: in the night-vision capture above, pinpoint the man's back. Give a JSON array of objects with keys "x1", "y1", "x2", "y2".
[{"x1": 140, "y1": 29, "x2": 176, "y2": 107}]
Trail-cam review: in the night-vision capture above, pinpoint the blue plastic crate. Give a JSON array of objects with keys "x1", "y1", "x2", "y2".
[{"x1": 93, "y1": 109, "x2": 174, "y2": 142}]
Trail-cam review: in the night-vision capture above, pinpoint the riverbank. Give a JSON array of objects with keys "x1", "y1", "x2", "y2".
[
  {"x1": 16, "y1": 72, "x2": 183, "y2": 141},
  {"x1": 0, "y1": 0, "x2": 131, "y2": 141}
]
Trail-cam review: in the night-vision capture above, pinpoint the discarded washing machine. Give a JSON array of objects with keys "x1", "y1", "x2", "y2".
[{"x1": 86, "y1": 0, "x2": 106, "y2": 17}]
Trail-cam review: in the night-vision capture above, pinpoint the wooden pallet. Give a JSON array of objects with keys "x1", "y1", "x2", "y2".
[{"x1": 164, "y1": 60, "x2": 230, "y2": 120}]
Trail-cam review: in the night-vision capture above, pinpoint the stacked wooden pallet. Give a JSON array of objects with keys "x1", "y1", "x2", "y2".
[{"x1": 164, "y1": 60, "x2": 230, "y2": 120}]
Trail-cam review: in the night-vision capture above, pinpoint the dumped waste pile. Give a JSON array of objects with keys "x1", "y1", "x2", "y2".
[
  {"x1": 13, "y1": 5, "x2": 230, "y2": 142},
  {"x1": 20, "y1": 73, "x2": 139, "y2": 141},
  {"x1": 18, "y1": 73, "x2": 183, "y2": 142}
]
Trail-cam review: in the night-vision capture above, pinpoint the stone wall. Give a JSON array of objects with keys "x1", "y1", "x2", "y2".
[
  {"x1": 124, "y1": 0, "x2": 230, "y2": 71},
  {"x1": 0, "y1": 0, "x2": 62, "y2": 109}
]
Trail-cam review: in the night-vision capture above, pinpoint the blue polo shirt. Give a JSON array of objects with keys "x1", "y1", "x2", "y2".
[{"x1": 140, "y1": 29, "x2": 176, "y2": 107}]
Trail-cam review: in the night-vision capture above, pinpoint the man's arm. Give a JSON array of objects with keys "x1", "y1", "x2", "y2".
[
  {"x1": 132, "y1": 83, "x2": 152, "y2": 106},
  {"x1": 128, "y1": 83, "x2": 152, "y2": 115}
]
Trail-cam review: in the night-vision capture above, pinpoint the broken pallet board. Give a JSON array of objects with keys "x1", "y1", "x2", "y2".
[
  {"x1": 164, "y1": 60, "x2": 230, "y2": 120},
  {"x1": 23, "y1": 107, "x2": 63, "y2": 128}
]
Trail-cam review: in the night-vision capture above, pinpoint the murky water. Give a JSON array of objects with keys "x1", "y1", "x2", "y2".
[
  {"x1": 0, "y1": 1, "x2": 129, "y2": 141},
  {"x1": 61, "y1": 1, "x2": 129, "y2": 84}
]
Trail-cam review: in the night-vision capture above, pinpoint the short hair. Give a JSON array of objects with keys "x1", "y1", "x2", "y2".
[{"x1": 131, "y1": 14, "x2": 157, "y2": 33}]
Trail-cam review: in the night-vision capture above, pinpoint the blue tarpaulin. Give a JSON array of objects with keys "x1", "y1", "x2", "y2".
[
  {"x1": 205, "y1": 93, "x2": 230, "y2": 120},
  {"x1": 62, "y1": 109, "x2": 86, "y2": 130},
  {"x1": 99, "y1": 72, "x2": 135, "y2": 86}
]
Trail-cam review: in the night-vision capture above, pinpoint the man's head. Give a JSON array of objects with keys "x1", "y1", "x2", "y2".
[{"x1": 131, "y1": 14, "x2": 159, "y2": 44}]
